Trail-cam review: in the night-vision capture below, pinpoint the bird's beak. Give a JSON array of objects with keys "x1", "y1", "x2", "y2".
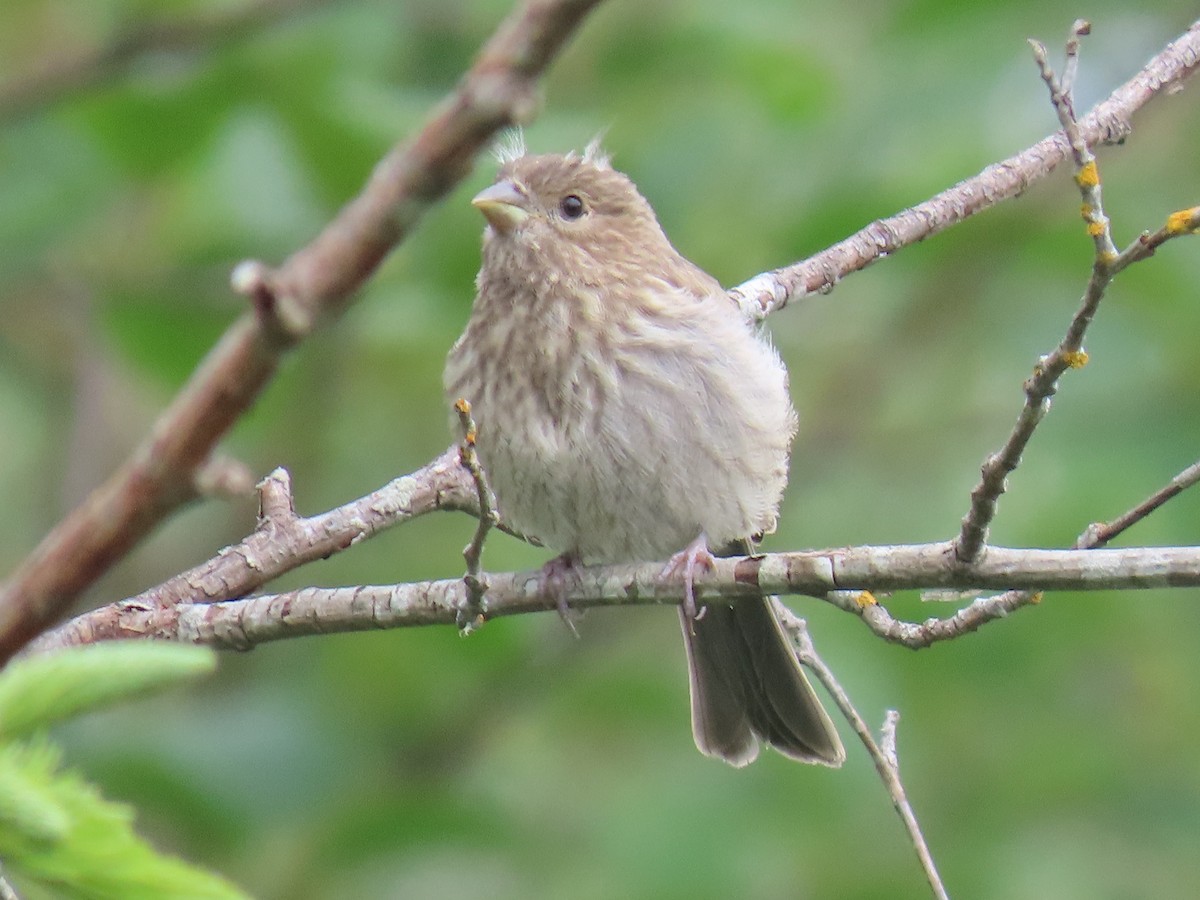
[{"x1": 472, "y1": 180, "x2": 529, "y2": 233}]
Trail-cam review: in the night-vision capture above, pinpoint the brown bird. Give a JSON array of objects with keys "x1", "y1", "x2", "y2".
[{"x1": 444, "y1": 143, "x2": 844, "y2": 768}]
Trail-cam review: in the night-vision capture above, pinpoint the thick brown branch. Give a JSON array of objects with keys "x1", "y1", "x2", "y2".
[{"x1": 0, "y1": 0, "x2": 604, "y2": 665}]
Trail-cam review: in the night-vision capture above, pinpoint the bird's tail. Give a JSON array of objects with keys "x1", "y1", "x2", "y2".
[{"x1": 680, "y1": 581, "x2": 844, "y2": 767}]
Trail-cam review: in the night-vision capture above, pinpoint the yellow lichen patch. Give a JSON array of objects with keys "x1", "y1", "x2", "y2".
[
  {"x1": 454, "y1": 398, "x2": 477, "y2": 444},
  {"x1": 1080, "y1": 203, "x2": 1093, "y2": 219},
  {"x1": 1166, "y1": 206, "x2": 1200, "y2": 235},
  {"x1": 1075, "y1": 160, "x2": 1100, "y2": 188},
  {"x1": 1063, "y1": 349, "x2": 1089, "y2": 369},
  {"x1": 1029, "y1": 591, "x2": 1044, "y2": 605},
  {"x1": 1086, "y1": 219, "x2": 1107, "y2": 238},
  {"x1": 855, "y1": 590, "x2": 878, "y2": 608}
]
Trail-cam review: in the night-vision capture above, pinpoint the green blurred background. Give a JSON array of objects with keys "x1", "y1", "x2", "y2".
[{"x1": 3, "y1": 0, "x2": 1200, "y2": 897}]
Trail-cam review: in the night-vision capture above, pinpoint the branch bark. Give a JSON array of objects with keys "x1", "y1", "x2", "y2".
[{"x1": 26, "y1": 543, "x2": 1200, "y2": 655}]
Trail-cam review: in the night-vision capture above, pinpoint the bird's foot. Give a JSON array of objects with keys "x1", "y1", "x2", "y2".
[
  {"x1": 661, "y1": 532, "x2": 716, "y2": 629},
  {"x1": 540, "y1": 551, "x2": 584, "y2": 637}
]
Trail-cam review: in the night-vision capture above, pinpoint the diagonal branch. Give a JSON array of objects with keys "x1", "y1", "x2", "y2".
[
  {"x1": 777, "y1": 611, "x2": 948, "y2": 900},
  {"x1": 1080, "y1": 458, "x2": 1200, "y2": 548},
  {"x1": 0, "y1": 0, "x2": 605, "y2": 666},
  {"x1": 729, "y1": 19, "x2": 1200, "y2": 321}
]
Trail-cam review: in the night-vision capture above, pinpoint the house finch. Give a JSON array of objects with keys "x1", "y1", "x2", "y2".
[{"x1": 444, "y1": 144, "x2": 844, "y2": 768}]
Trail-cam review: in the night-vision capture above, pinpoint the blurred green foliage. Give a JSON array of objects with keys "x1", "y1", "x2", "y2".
[
  {"x1": 2, "y1": 1, "x2": 1200, "y2": 897},
  {"x1": 0, "y1": 644, "x2": 246, "y2": 898}
]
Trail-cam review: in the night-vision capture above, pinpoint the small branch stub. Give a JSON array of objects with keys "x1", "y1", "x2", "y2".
[{"x1": 256, "y1": 468, "x2": 297, "y2": 526}]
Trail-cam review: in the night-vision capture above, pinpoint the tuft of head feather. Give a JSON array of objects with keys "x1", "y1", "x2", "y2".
[
  {"x1": 492, "y1": 129, "x2": 527, "y2": 165},
  {"x1": 493, "y1": 130, "x2": 612, "y2": 170},
  {"x1": 582, "y1": 134, "x2": 611, "y2": 168}
]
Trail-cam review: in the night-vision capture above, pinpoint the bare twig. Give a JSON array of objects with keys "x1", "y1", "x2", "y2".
[
  {"x1": 1080, "y1": 458, "x2": 1200, "y2": 548},
  {"x1": 454, "y1": 399, "x2": 498, "y2": 631},
  {"x1": 729, "y1": 19, "x2": 1200, "y2": 321},
  {"x1": 0, "y1": 0, "x2": 331, "y2": 123},
  {"x1": 84, "y1": 448, "x2": 475, "y2": 621},
  {"x1": 963, "y1": 455, "x2": 1200, "y2": 616},
  {"x1": 0, "y1": 0, "x2": 605, "y2": 664},
  {"x1": 778, "y1": 609, "x2": 948, "y2": 900},
  {"x1": 1060, "y1": 19, "x2": 1091, "y2": 111},
  {"x1": 954, "y1": 28, "x2": 1198, "y2": 562},
  {"x1": 1113, "y1": 205, "x2": 1200, "y2": 270},
  {"x1": 955, "y1": 203, "x2": 1200, "y2": 565}
]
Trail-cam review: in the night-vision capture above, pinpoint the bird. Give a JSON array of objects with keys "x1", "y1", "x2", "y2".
[{"x1": 444, "y1": 141, "x2": 845, "y2": 768}]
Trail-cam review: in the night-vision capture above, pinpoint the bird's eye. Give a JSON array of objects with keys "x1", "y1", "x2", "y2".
[{"x1": 559, "y1": 194, "x2": 585, "y2": 220}]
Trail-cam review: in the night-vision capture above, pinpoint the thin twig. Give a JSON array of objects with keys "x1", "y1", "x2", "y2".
[
  {"x1": 454, "y1": 399, "x2": 497, "y2": 632},
  {"x1": 1112, "y1": 205, "x2": 1200, "y2": 272},
  {"x1": 1080, "y1": 458, "x2": 1200, "y2": 548},
  {"x1": 958, "y1": 28, "x2": 1127, "y2": 561},
  {"x1": 778, "y1": 608, "x2": 948, "y2": 900},
  {"x1": 15, "y1": 444, "x2": 532, "y2": 642},
  {"x1": 0, "y1": 0, "x2": 605, "y2": 664},
  {"x1": 950, "y1": 199, "x2": 1200, "y2": 569},
  {"x1": 1060, "y1": 19, "x2": 1091, "y2": 112}
]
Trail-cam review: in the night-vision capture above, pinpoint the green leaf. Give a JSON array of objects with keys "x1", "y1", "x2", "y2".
[
  {"x1": 0, "y1": 644, "x2": 217, "y2": 741},
  {"x1": 0, "y1": 739, "x2": 249, "y2": 900},
  {"x1": 0, "y1": 741, "x2": 70, "y2": 842}
]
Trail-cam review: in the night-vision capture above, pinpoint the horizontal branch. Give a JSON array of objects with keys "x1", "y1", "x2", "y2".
[{"x1": 27, "y1": 543, "x2": 1200, "y2": 655}]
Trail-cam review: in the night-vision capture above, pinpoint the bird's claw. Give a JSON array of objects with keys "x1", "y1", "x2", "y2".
[
  {"x1": 540, "y1": 551, "x2": 583, "y2": 637},
  {"x1": 662, "y1": 533, "x2": 716, "y2": 630}
]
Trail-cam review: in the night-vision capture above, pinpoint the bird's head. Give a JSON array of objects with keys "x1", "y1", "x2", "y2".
[{"x1": 472, "y1": 146, "x2": 677, "y2": 281}]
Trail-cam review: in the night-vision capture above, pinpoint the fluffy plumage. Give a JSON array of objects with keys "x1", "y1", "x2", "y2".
[{"x1": 444, "y1": 150, "x2": 844, "y2": 767}]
